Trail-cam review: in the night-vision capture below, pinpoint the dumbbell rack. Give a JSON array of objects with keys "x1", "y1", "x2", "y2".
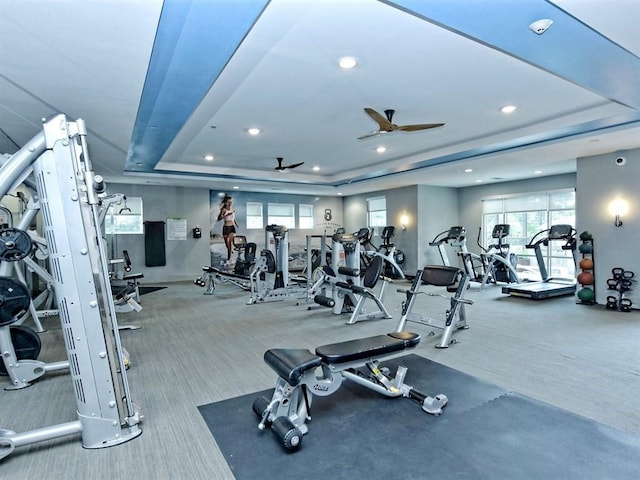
[
  {"x1": 606, "y1": 268, "x2": 635, "y2": 312},
  {"x1": 576, "y1": 233, "x2": 596, "y2": 305}
]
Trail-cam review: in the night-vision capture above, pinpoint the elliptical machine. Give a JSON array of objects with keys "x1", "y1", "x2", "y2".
[
  {"x1": 361, "y1": 226, "x2": 405, "y2": 279},
  {"x1": 477, "y1": 224, "x2": 520, "y2": 286}
]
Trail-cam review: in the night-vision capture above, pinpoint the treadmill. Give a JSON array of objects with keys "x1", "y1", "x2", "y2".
[{"x1": 502, "y1": 224, "x2": 577, "y2": 300}]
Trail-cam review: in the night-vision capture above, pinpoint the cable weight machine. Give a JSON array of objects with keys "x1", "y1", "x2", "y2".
[{"x1": 0, "y1": 114, "x2": 142, "y2": 460}]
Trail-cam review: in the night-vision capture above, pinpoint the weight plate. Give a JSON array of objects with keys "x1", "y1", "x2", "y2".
[
  {"x1": 0, "y1": 228, "x2": 32, "y2": 262},
  {"x1": 0, "y1": 277, "x2": 31, "y2": 326},
  {"x1": 0, "y1": 325, "x2": 41, "y2": 375}
]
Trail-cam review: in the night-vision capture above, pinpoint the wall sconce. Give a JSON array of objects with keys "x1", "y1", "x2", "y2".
[
  {"x1": 400, "y1": 214, "x2": 409, "y2": 230},
  {"x1": 609, "y1": 198, "x2": 629, "y2": 227}
]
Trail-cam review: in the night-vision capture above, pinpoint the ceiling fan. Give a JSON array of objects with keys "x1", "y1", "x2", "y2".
[
  {"x1": 274, "y1": 157, "x2": 304, "y2": 172},
  {"x1": 357, "y1": 108, "x2": 445, "y2": 140}
]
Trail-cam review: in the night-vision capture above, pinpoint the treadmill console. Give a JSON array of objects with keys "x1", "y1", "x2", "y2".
[
  {"x1": 447, "y1": 226, "x2": 466, "y2": 239},
  {"x1": 548, "y1": 224, "x2": 574, "y2": 240}
]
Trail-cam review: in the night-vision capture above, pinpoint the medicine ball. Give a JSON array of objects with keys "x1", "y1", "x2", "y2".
[
  {"x1": 578, "y1": 243, "x2": 592, "y2": 254},
  {"x1": 579, "y1": 258, "x2": 594, "y2": 270},
  {"x1": 579, "y1": 231, "x2": 593, "y2": 241},
  {"x1": 577, "y1": 271, "x2": 595, "y2": 285},
  {"x1": 577, "y1": 288, "x2": 595, "y2": 302}
]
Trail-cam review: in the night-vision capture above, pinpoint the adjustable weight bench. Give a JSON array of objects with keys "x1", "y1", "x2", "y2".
[{"x1": 253, "y1": 331, "x2": 448, "y2": 451}]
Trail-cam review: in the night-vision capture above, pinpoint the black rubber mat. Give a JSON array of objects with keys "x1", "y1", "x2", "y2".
[{"x1": 199, "y1": 353, "x2": 640, "y2": 479}]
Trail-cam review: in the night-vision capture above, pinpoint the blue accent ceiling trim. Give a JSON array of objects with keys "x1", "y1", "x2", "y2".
[
  {"x1": 384, "y1": 0, "x2": 640, "y2": 109},
  {"x1": 126, "y1": 0, "x2": 269, "y2": 171},
  {"x1": 126, "y1": 0, "x2": 640, "y2": 188}
]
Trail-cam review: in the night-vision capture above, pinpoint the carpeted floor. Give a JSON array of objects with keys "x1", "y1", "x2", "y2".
[
  {"x1": 199, "y1": 354, "x2": 640, "y2": 480},
  {"x1": 3, "y1": 280, "x2": 640, "y2": 480}
]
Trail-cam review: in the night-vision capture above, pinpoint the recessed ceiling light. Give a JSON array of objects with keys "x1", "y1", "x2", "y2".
[
  {"x1": 534, "y1": 170, "x2": 542, "y2": 174},
  {"x1": 338, "y1": 56, "x2": 357, "y2": 69},
  {"x1": 500, "y1": 105, "x2": 517, "y2": 114},
  {"x1": 376, "y1": 146, "x2": 387, "y2": 153},
  {"x1": 475, "y1": 179, "x2": 483, "y2": 183},
  {"x1": 337, "y1": 192, "x2": 343, "y2": 196},
  {"x1": 247, "y1": 127, "x2": 261, "y2": 135},
  {"x1": 312, "y1": 166, "x2": 320, "y2": 172},
  {"x1": 232, "y1": 185, "x2": 239, "y2": 189},
  {"x1": 204, "y1": 154, "x2": 214, "y2": 161},
  {"x1": 464, "y1": 168, "x2": 473, "y2": 173}
]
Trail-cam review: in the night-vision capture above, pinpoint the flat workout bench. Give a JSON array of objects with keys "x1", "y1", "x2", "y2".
[{"x1": 254, "y1": 331, "x2": 448, "y2": 451}]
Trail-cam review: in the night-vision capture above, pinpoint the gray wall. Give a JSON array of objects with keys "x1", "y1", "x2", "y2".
[
  {"x1": 343, "y1": 185, "x2": 458, "y2": 275},
  {"x1": 109, "y1": 150, "x2": 639, "y2": 312},
  {"x1": 417, "y1": 185, "x2": 459, "y2": 270},
  {"x1": 343, "y1": 186, "x2": 420, "y2": 273},
  {"x1": 107, "y1": 183, "x2": 211, "y2": 283},
  {"x1": 576, "y1": 149, "x2": 639, "y2": 306},
  {"x1": 109, "y1": 186, "x2": 344, "y2": 282},
  {"x1": 209, "y1": 190, "x2": 343, "y2": 249}
]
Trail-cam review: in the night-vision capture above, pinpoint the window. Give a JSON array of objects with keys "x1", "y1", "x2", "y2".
[
  {"x1": 246, "y1": 202, "x2": 263, "y2": 229},
  {"x1": 268, "y1": 203, "x2": 295, "y2": 228},
  {"x1": 299, "y1": 204, "x2": 314, "y2": 229},
  {"x1": 367, "y1": 196, "x2": 386, "y2": 228},
  {"x1": 481, "y1": 189, "x2": 575, "y2": 280},
  {"x1": 104, "y1": 197, "x2": 143, "y2": 234}
]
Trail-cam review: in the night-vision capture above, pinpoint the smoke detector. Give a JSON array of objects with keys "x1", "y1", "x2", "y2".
[{"x1": 529, "y1": 19, "x2": 553, "y2": 35}]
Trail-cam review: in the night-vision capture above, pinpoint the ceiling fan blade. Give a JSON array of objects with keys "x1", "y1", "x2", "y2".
[
  {"x1": 286, "y1": 162, "x2": 304, "y2": 169},
  {"x1": 397, "y1": 123, "x2": 445, "y2": 132},
  {"x1": 364, "y1": 108, "x2": 393, "y2": 131},
  {"x1": 357, "y1": 130, "x2": 385, "y2": 140}
]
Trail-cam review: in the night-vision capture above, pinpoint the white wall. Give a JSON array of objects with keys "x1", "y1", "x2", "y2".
[{"x1": 576, "y1": 149, "x2": 639, "y2": 306}]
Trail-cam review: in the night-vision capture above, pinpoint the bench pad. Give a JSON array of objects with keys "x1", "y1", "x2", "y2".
[
  {"x1": 264, "y1": 348, "x2": 322, "y2": 386},
  {"x1": 315, "y1": 331, "x2": 420, "y2": 364}
]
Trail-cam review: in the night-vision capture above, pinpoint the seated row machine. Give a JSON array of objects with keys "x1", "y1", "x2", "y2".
[
  {"x1": 396, "y1": 265, "x2": 473, "y2": 348},
  {"x1": 253, "y1": 331, "x2": 448, "y2": 451}
]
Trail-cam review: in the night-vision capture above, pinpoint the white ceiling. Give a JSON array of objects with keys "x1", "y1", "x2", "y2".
[{"x1": 1, "y1": 0, "x2": 639, "y2": 196}]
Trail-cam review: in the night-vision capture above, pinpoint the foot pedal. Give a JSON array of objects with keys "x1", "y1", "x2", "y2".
[{"x1": 421, "y1": 394, "x2": 448, "y2": 415}]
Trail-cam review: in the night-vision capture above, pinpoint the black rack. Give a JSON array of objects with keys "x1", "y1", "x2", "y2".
[
  {"x1": 605, "y1": 267, "x2": 635, "y2": 312},
  {"x1": 576, "y1": 231, "x2": 595, "y2": 305}
]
